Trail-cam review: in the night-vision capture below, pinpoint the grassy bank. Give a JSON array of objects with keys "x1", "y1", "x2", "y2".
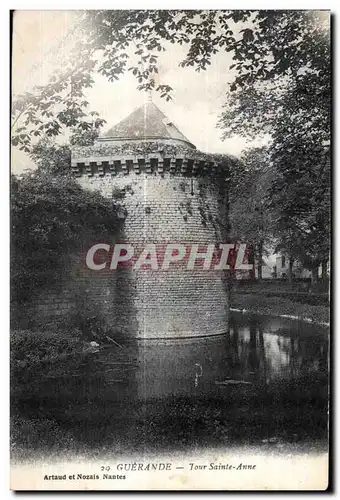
[
  {"x1": 230, "y1": 292, "x2": 330, "y2": 325},
  {"x1": 12, "y1": 372, "x2": 328, "y2": 462}
]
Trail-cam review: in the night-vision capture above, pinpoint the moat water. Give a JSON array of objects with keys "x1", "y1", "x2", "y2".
[
  {"x1": 13, "y1": 311, "x2": 329, "y2": 458},
  {"x1": 130, "y1": 312, "x2": 328, "y2": 400},
  {"x1": 69, "y1": 311, "x2": 329, "y2": 454}
]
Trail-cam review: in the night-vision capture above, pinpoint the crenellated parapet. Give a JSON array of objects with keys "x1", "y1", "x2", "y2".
[{"x1": 71, "y1": 141, "x2": 234, "y2": 180}]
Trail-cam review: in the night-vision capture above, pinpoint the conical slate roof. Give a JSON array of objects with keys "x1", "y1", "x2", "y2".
[{"x1": 101, "y1": 101, "x2": 195, "y2": 148}]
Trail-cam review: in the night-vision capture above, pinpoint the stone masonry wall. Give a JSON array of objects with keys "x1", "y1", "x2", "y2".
[{"x1": 74, "y1": 169, "x2": 230, "y2": 338}]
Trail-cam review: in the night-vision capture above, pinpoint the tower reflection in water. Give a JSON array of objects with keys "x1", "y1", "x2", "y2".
[{"x1": 131, "y1": 312, "x2": 328, "y2": 401}]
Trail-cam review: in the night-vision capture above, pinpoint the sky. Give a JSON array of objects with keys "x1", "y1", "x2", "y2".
[{"x1": 11, "y1": 10, "x2": 269, "y2": 174}]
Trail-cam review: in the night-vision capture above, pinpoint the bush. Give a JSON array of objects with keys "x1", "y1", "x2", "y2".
[
  {"x1": 11, "y1": 328, "x2": 83, "y2": 364},
  {"x1": 11, "y1": 171, "x2": 122, "y2": 304},
  {"x1": 10, "y1": 329, "x2": 104, "y2": 418},
  {"x1": 11, "y1": 416, "x2": 75, "y2": 454}
]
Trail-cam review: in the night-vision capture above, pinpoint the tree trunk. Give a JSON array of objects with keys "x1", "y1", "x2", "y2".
[
  {"x1": 257, "y1": 240, "x2": 263, "y2": 280},
  {"x1": 249, "y1": 244, "x2": 255, "y2": 280},
  {"x1": 321, "y1": 260, "x2": 328, "y2": 279},
  {"x1": 287, "y1": 257, "x2": 294, "y2": 284},
  {"x1": 311, "y1": 267, "x2": 319, "y2": 285}
]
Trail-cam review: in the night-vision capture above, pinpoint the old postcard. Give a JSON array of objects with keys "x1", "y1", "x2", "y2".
[{"x1": 10, "y1": 9, "x2": 330, "y2": 490}]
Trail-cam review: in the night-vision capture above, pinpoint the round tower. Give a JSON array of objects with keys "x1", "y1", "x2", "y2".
[{"x1": 71, "y1": 100, "x2": 233, "y2": 339}]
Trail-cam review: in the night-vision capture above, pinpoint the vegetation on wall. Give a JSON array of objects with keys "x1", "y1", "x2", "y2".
[
  {"x1": 11, "y1": 170, "x2": 122, "y2": 305},
  {"x1": 72, "y1": 140, "x2": 234, "y2": 172}
]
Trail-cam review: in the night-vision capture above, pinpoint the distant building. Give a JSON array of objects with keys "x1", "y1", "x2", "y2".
[
  {"x1": 254, "y1": 259, "x2": 273, "y2": 279},
  {"x1": 249, "y1": 254, "x2": 328, "y2": 280},
  {"x1": 273, "y1": 254, "x2": 326, "y2": 279}
]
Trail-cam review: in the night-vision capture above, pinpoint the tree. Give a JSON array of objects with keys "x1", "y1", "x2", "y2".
[
  {"x1": 12, "y1": 10, "x2": 329, "y2": 148},
  {"x1": 268, "y1": 141, "x2": 330, "y2": 282},
  {"x1": 28, "y1": 125, "x2": 100, "y2": 177},
  {"x1": 7, "y1": 11, "x2": 274, "y2": 149},
  {"x1": 217, "y1": 11, "x2": 330, "y2": 279},
  {"x1": 229, "y1": 147, "x2": 275, "y2": 279},
  {"x1": 29, "y1": 139, "x2": 72, "y2": 177}
]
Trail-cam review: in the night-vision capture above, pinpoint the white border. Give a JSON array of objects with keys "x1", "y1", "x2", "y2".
[{"x1": 3, "y1": 3, "x2": 337, "y2": 498}]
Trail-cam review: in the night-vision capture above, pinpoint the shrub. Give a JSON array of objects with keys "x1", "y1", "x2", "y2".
[
  {"x1": 11, "y1": 416, "x2": 75, "y2": 453},
  {"x1": 11, "y1": 328, "x2": 83, "y2": 364},
  {"x1": 11, "y1": 171, "x2": 122, "y2": 304},
  {"x1": 10, "y1": 329, "x2": 103, "y2": 418}
]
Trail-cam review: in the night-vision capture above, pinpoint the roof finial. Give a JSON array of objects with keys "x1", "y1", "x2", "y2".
[{"x1": 147, "y1": 91, "x2": 153, "y2": 103}]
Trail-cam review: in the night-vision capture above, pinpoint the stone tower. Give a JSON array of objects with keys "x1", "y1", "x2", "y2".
[{"x1": 71, "y1": 100, "x2": 234, "y2": 339}]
